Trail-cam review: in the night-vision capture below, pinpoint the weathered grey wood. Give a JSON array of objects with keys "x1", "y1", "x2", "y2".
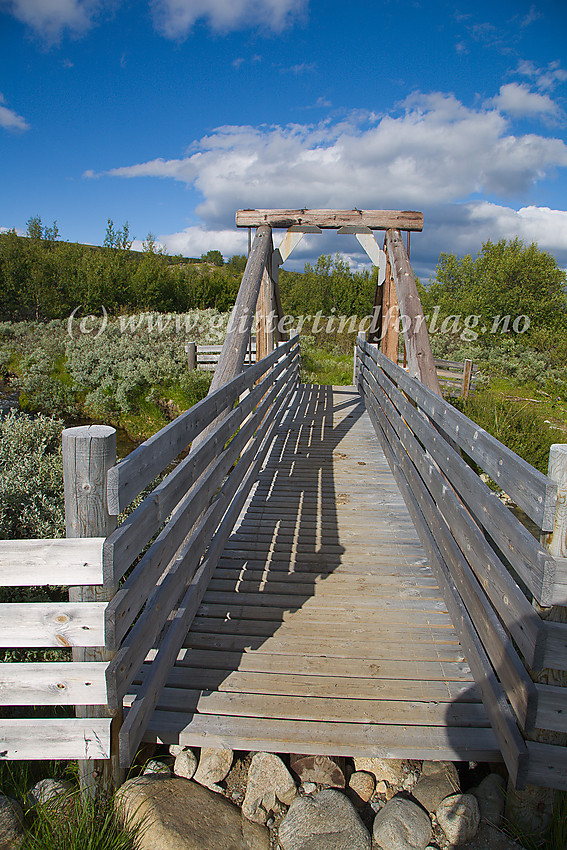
[
  {"x1": 185, "y1": 342, "x2": 196, "y2": 370},
  {"x1": 0, "y1": 662, "x2": 108, "y2": 705},
  {"x1": 208, "y1": 225, "x2": 271, "y2": 395},
  {"x1": 525, "y1": 741, "x2": 567, "y2": 790},
  {"x1": 106, "y1": 370, "x2": 299, "y2": 712},
  {"x1": 104, "y1": 345, "x2": 298, "y2": 584},
  {"x1": 146, "y1": 712, "x2": 499, "y2": 761},
  {"x1": 535, "y1": 684, "x2": 567, "y2": 733},
  {"x1": 381, "y1": 249, "x2": 399, "y2": 362},
  {"x1": 118, "y1": 374, "x2": 300, "y2": 766},
  {"x1": 365, "y1": 400, "x2": 529, "y2": 788},
  {"x1": 461, "y1": 358, "x2": 473, "y2": 399},
  {"x1": 236, "y1": 209, "x2": 424, "y2": 231},
  {"x1": 63, "y1": 425, "x2": 120, "y2": 793},
  {"x1": 0, "y1": 719, "x2": 112, "y2": 760},
  {"x1": 363, "y1": 382, "x2": 538, "y2": 735},
  {"x1": 384, "y1": 230, "x2": 442, "y2": 395},
  {"x1": 364, "y1": 341, "x2": 556, "y2": 531},
  {"x1": 105, "y1": 356, "x2": 298, "y2": 648},
  {"x1": 0, "y1": 603, "x2": 105, "y2": 646},
  {"x1": 359, "y1": 354, "x2": 546, "y2": 668},
  {"x1": 107, "y1": 335, "x2": 295, "y2": 513},
  {"x1": 0, "y1": 538, "x2": 104, "y2": 586},
  {"x1": 541, "y1": 622, "x2": 567, "y2": 670}
]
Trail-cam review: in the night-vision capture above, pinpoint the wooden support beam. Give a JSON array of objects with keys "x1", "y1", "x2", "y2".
[
  {"x1": 380, "y1": 246, "x2": 399, "y2": 361},
  {"x1": 236, "y1": 209, "x2": 424, "y2": 232},
  {"x1": 63, "y1": 425, "x2": 123, "y2": 795},
  {"x1": 385, "y1": 229, "x2": 442, "y2": 396}
]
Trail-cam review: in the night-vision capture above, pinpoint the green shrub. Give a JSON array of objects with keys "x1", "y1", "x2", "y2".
[{"x1": 0, "y1": 412, "x2": 64, "y2": 540}]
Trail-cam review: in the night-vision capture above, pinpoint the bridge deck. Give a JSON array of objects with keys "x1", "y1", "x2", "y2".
[{"x1": 141, "y1": 385, "x2": 500, "y2": 761}]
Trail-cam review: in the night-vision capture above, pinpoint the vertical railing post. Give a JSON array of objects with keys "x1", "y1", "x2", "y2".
[
  {"x1": 185, "y1": 342, "x2": 196, "y2": 371},
  {"x1": 63, "y1": 425, "x2": 123, "y2": 796},
  {"x1": 506, "y1": 443, "x2": 567, "y2": 830}
]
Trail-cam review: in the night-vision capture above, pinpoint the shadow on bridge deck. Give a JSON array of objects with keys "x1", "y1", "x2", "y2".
[{"x1": 136, "y1": 384, "x2": 500, "y2": 763}]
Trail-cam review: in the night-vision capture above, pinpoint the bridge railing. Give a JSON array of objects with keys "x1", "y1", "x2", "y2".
[
  {"x1": 103, "y1": 335, "x2": 299, "y2": 767},
  {"x1": 356, "y1": 336, "x2": 567, "y2": 791}
]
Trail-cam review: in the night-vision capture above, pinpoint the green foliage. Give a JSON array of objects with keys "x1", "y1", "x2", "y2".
[
  {"x1": 200, "y1": 249, "x2": 224, "y2": 266},
  {"x1": 0, "y1": 412, "x2": 65, "y2": 539},
  {"x1": 423, "y1": 238, "x2": 567, "y2": 343},
  {"x1": 280, "y1": 254, "x2": 377, "y2": 317}
]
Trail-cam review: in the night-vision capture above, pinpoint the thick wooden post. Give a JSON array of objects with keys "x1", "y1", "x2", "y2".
[
  {"x1": 63, "y1": 425, "x2": 123, "y2": 796},
  {"x1": 380, "y1": 248, "x2": 399, "y2": 363},
  {"x1": 256, "y1": 265, "x2": 274, "y2": 362},
  {"x1": 385, "y1": 229, "x2": 442, "y2": 396},
  {"x1": 185, "y1": 342, "x2": 196, "y2": 371},
  {"x1": 506, "y1": 444, "x2": 567, "y2": 830}
]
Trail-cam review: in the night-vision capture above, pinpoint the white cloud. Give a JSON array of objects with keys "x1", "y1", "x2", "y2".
[
  {"x1": 0, "y1": 92, "x2": 30, "y2": 131},
  {"x1": 1, "y1": 0, "x2": 102, "y2": 42},
  {"x1": 93, "y1": 90, "x2": 567, "y2": 274},
  {"x1": 490, "y1": 83, "x2": 561, "y2": 120},
  {"x1": 99, "y1": 92, "x2": 567, "y2": 217},
  {"x1": 515, "y1": 60, "x2": 567, "y2": 92},
  {"x1": 150, "y1": 0, "x2": 307, "y2": 38},
  {"x1": 156, "y1": 225, "x2": 248, "y2": 258}
]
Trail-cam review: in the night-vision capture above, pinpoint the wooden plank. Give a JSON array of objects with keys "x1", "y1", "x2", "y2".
[
  {"x1": 170, "y1": 648, "x2": 475, "y2": 681},
  {"x1": 362, "y1": 340, "x2": 556, "y2": 532},
  {"x1": 107, "y1": 374, "x2": 299, "y2": 709},
  {"x1": 525, "y1": 741, "x2": 567, "y2": 791},
  {"x1": 364, "y1": 384, "x2": 538, "y2": 733},
  {"x1": 0, "y1": 719, "x2": 111, "y2": 760},
  {"x1": 235, "y1": 209, "x2": 424, "y2": 232},
  {"x1": 0, "y1": 662, "x2": 108, "y2": 705},
  {"x1": 0, "y1": 603, "x2": 106, "y2": 647},
  {"x1": 365, "y1": 401, "x2": 529, "y2": 787},
  {"x1": 360, "y1": 361, "x2": 546, "y2": 669},
  {"x1": 0, "y1": 538, "x2": 104, "y2": 586},
  {"x1": 128, "y1": 687, "x2": 489, "y2": 727},
  {"x1": 145, "y1": 713, "x2": 500, "y2": 762},
  {"x1": 105, "y1": 358, "x2": 298, "y2": 649},
  {"x1": 361, "y1": 343, "x2": 557, "y2": 604},
  {"x1": 384, "y1": 231, "x2": 442, "y2": 395},
  {"x1": 535, "y1": 684, "x2": 567, "y2": 733},
  {"x1": 541, "y1": 622, "x2": 567, "y2": 671},
  {"x1": 118, "y1": 377, "x2": 300, "y2": 767}
]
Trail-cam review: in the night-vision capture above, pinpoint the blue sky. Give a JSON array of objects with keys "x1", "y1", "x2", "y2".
[{"x1": 1, "y1": 0, "x2": 567, "y2": 279}]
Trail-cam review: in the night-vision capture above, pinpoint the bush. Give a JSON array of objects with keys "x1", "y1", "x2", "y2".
[{"x1": 0, "y1": 412, "x2": 64, "y2": 540}]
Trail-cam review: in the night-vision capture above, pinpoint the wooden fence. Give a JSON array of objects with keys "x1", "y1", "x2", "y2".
[{"x1": 356, "y1": 336, "x2": 567, "y2": 791}]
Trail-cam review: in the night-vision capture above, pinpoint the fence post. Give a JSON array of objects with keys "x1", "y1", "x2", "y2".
[
  {"x1": 506, "y1": 443, "x2": 567, "y2": 831},
  {"x1": 185, "y1": 342, "x2": 196, "y2": 371},
  {"x1": 63, "y1": 425, "x2": 123, "y2": 796},
  {"x1": 461, "y1": 359, "x2": 473, "y2": 400}
]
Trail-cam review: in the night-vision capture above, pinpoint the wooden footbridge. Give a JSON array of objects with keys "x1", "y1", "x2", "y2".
[{"x1": 2, "y1": 210, "x2": 567, "y2": 794}]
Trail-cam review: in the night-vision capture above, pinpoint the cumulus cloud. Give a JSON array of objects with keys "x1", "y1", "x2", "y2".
[
  {"x1": 150, "y1": 0, "x2": 307, "y2": 38},
  {"x1": 99, "y1": 92, "x2": 567, "y2": 217},
  {"x1": 0, "y1": 93, "x2": 30, "y2": 131},
  {"x1": 1, "y1": 0, "x2": 102, "y2": 42},
  {"x1": 489, "y1": 83, "x2": 562, "y2": 120},
  {"x1": 93, "y1": 90, "x2": 567, "y2": 274}
]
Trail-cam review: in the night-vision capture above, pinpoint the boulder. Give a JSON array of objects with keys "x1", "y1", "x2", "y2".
[
  {"x1": 25, "y1": 779, "x2": 74, "y2": 810},
  {"x1": 278, "y1": 788, "x2": 370, "y2": 850},
  {"x1": 353, "y1": 758, "x2": 408, "y2": 788},
  {"x1": 471, "y1": 773, "x2": 506, "y2": 828},
  {"x1": 372, "y1": 796, "x2": 432, "y2": 850},
  {"x1": 242, "y1": 753, "x2": 297, "y2": 824},
  {"x1": 412, "y1": 761, "x2": 460, "y2": 812},
  {"x1": 193, "y1": 747, "x2": 233, "y2": 791},
  {"x1": 115, "y1": 776, "x2": 269, "y2": 850},
  {"x1": 173, "y1": 749, "x2": 198, "y2": 780},
  {"x1": 348, "y1": 771, "x2": 375, "y2": 805},
  {"x1": 143, "y1": 760, "x2": 171, "y2": 776},
  {"x1": 289, "y1": 754, "x2": 345, "y2": 788},
  {"x1": 0, "y1": 796, "x2": 24, "y2": 848},
  {"x1": 436, "y1": 794, "x2": 480, "y2": 845}
]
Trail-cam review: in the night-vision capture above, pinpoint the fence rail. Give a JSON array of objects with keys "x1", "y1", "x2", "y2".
[{"x1": 356, "y1": 337, "x2": 567, "y2": 790}]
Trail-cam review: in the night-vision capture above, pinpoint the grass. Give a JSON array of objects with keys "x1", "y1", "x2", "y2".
[
  {"x1": 505, "y1": 791, "x2": 567, "y2": 849},
  {"x1": 0, "y1": 761, "x2": 146, "y2": 850}
]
